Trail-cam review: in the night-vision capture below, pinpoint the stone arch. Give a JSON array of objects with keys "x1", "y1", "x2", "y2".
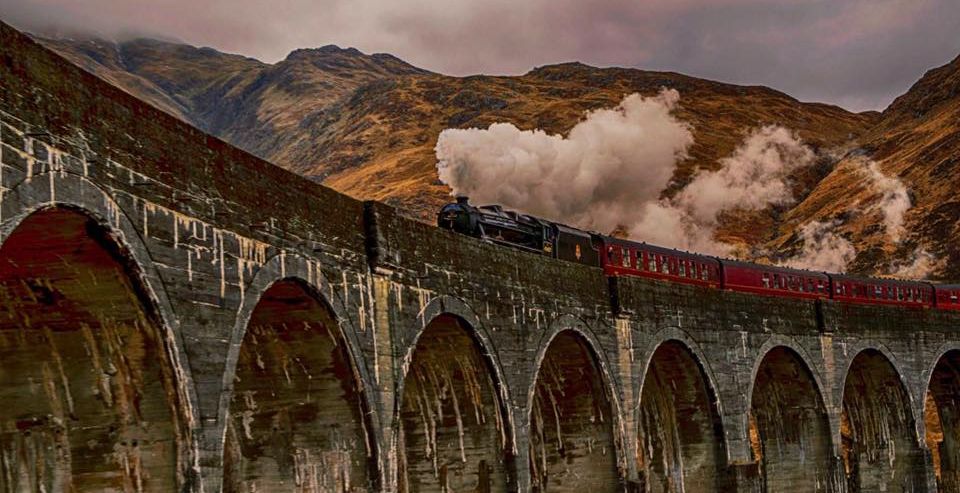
[
  {"x1": 924, "y1": 346, "x2": 960, "y2": 491},
  {"x1": 0, "y1": 172, "x2": 195, "y2": 490},
  {"x1": 834, "y1": 341, "x2": 919, "y2": 443},
  {"x1": 748, "y1": 343, "x2": 836, "y2": 492},
  {"x1": 219, "y1": 253, "x2": 377, "y2": 492},
  {"x1": 833, "y1": 341, "x2": 919, "y2": 449},
  {"x1": 395, "y1": 295, "x2": 513, "y2": 432},
  {"x1": 1, "y1": 171, "x2": 198, "y2": 427},
  {"x1": 635, "y1": 330, "x2": 727, "y2": 492},
  {"x1": 217, "y1": 252, "x2": 373, "y2": 430},
  {"x1": 395, "y1": 300, "x2": 516, "y2": 493},
  {"x1": 526, "y1": 316, "x2": 622, "y2": 491},
  {"x1": 839, "y1": 347, "x2": 924, "y2": 491},
  {"x1": 744, "y1": 336, "x2": 836, "y2": 445}
]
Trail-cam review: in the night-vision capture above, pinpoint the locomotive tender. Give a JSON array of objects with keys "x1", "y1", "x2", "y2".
[{"x1": 438, "y1": 197, "x2": 960, "y2": 310}]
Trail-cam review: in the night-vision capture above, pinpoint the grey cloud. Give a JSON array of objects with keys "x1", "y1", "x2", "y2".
[{"x1": 2, "y1": 0, "x2": 958, "y2": 110}]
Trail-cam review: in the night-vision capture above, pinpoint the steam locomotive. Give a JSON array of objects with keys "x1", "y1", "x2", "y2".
[{"x1": 438, "y1": 197, "x2": 960, "y2": 310}]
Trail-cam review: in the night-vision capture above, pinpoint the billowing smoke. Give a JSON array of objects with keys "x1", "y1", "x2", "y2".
[
  {"x1": 438, "y1": 94, "x2": 817, "y2": 255},
  {"x1": 632, "y1": 125, "x2": 816, "y2": 253},
  {"x1": 781, "y1": 220, "x2": 856, "y2": 272},
  {"x1": 436, "y1": 89, "x2": 693, "y2": 234},
  {"x1": 674, "y1": 125, "x2": 815, "y2": 223},
  {"x1": 890, "y1": 248, "x2": 942, "y2": 279},
  {"x1": 859, "y1": 160, "x2": 910, "y2": 242}
]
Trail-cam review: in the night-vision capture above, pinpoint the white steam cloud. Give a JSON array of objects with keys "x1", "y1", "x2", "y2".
[
  {"x1": 859, "y1": 160, "x2": 910, "y2": 242},
  {"x1": 436, "y1": 89, "x2": 692, "y2": 234},
  {"x1": 633, "y1": 125, "x2": 816, "y2": 254},
  {"x1": 781, "y1": 220, "x2": 856, "y2": 272},
  {"x1": 675, "y1": 126, "x2": 816, "y2": 223},
  {"x1": 438, "y1": 92, "x2": 817, "y2": 256},
  {"x1": 891, "y1": 249, "x2": 943, "y2": 279}
]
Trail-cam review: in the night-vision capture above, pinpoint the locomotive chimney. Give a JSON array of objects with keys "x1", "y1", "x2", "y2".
[{"x1": 456, "y1": 196, "x2": 470, "y2": 205}]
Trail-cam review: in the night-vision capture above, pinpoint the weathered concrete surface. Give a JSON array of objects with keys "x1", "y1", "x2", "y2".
[{"x1": 2, "y1": 20, "x2": 960, "y2": 493}]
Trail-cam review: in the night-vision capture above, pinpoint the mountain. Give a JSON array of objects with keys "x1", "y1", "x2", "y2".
[
  {"x1": 34, "y1": 35, "x2": 960, "y2": 278},
  {"x1": 41, "y1": 37, "x2": 428, "y2": 165},
  {"x1": 37, "y1": 36, "x2": 873, "y2": 213}
]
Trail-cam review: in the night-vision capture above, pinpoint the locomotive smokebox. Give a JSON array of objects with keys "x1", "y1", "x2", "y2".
[{"x1": 456, "y1": 195, "x2": 470, "y2": 205}]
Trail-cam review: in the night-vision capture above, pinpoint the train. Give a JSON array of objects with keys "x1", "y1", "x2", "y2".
[{"x1": 438, "y1": 196, "x2": 960, "y2": 310}]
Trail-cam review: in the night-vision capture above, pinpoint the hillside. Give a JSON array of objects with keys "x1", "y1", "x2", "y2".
[
  {"x1": 770, "y1": 54, "x2": 960, "y2": 278},
  {"x1": 37, "y1": 35, "x2": 960, "y2": 278}
]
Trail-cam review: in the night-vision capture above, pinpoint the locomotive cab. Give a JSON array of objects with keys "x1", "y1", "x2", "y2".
[{"x1": 437, "y1": 196, "x2": 479, "y2": 236}]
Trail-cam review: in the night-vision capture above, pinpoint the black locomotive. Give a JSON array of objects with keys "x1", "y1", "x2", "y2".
[{"x1": 438, "y1": 196, "x2": 599, "y2": 265}]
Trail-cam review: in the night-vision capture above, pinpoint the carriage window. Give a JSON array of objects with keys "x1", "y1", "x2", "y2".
[
  {"x1": 762, "y1": 273, "x2": 770, "y2": 288},
  {"x1": 907, "y1": 289, "x2": 914, "y2": 301},
  {"x1": 621, "y1": 248, "x2": 630, "y2": 267},
  {"x1": 679, "y1": 261, "x2": 686, "y2": 277},
  {"x1": 951, "y1": 291, "x2": 959, "y2": 302},
  {"x1": 690, "y1": 263, "x2": 698, "y2": 278},
  {"x1": 648, "y1": 255, "x2": 656, "y2": 272}
]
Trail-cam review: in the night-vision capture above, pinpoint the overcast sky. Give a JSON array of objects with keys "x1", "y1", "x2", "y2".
[{"x1": 2, "y1": 0, "x2": 958, "y2": 111}]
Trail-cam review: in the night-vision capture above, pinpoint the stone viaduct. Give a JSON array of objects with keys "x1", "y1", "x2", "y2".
[{"x1": 1, "y1": 20, "x2": 960, "y2": 493}]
